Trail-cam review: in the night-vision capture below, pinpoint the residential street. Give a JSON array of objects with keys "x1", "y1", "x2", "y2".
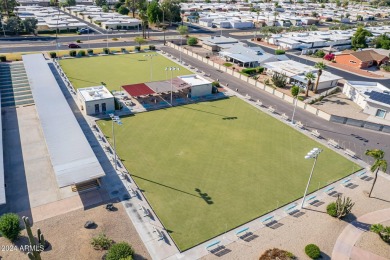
[{"x1": 161, "y1": 46, "x2": 390, "y2": 165}]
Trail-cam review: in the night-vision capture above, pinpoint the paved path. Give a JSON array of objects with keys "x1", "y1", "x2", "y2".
[{"x1": 332, "y1": 208, "x2": 390, "y2": 260}]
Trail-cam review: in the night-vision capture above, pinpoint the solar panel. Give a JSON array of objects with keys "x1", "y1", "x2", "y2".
[{"x1": 368, "y1": 91, "x2": 390, "y2": 105}]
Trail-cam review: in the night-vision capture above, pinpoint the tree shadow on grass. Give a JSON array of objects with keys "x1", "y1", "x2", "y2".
[
  {"x1": 132, "y1": 175, "x2": 201, "y2": 199},
  {"x1": 195, "y1": 188, "x2": 213, "y2": 205}
]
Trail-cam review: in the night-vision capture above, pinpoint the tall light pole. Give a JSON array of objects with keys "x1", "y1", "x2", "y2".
[
  {"x1": 109, "y1": 113, "x2": 123, "y2": 170},
  {"x1": 301, "y1": 148, "x2": 322, "y2": 208},
  {"x1": 144, "y1": 54, "x2": 157, "y2": 82},
  {"x1": 165, "y1": 67, "x2": 180, "y2": 106}
]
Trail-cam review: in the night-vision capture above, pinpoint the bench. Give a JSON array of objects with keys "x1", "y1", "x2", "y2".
[
  {"x1": 311, "y1": 130, "x2": 321, "y2": 138},
  {"x1": 153, "y1": 227, "x2": 164, "y2": 240},
  {"x1": 268, "y1": 106, "x2": 275, "y2": 113},
  {"x1": 344, "y1": 149, "x2": 356, "y2": 158},
  {"x1": 341, "y1": 178, "x2": 351, "y2": 186},
  {"x1": 128, "y1": 187, "x2": 137, "y2": 197},
  {"x1": 235, "y1": 227, "x2": 249, "y2": 237},
  {"x1": 245, "y1": 94, "x2": 251, "y2": 100},
  {"x1": 327, "y1": 139, "x2": 340, "y2": 149},
  {"x1": 281, "y1": 113, "x2": 289, "y2": 121},
  {"x1": 139, "y1": 205, "x2": 150, "y2": 217},
  {"x1": 205, "y1": 240, "x2": 221, "y2": 251},
  {"x1": 284, "y1": 204, "x2": 297, "y2": 214},
  {"x1": 356, "y1": 170, "x2": 367, "y2": 178},
  {"x1": 256, "y1": 100, "x2": 263, "y2": 107},
  {"x1": 260, "y1": 215, "x2": 274, "y2": 225},
  {"x1": 296, "y1": 121, "x2": 304, "y2": 129},
  {"x1": 305, "y1": 195, "x2": 317, "y2": 204},
  {"x1": 324, "y1": 186, "x2": 335, "y2": 194}
]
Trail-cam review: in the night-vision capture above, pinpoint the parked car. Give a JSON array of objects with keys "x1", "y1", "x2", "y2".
[
  {"x1": 78, "y1": 28, "x2": 94, "y2": 34},
  {"x1": 68, "y1": 43, "x2": 81, "y2": 48}
]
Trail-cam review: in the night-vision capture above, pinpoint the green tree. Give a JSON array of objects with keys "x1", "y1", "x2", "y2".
[
  {"x1": 134, "y1": 36, "x2": 147, "y2": 47},
  {"x1": 304, "y1": 72, "x2": 316, "y2": 97},
  {"x1": 313, "y1": 62, "x2": 326, "y2": 94},
  {"x1": 0, "y1": 0, "x2": 18, "y2": 17},
  {"x1": 139, "y1": 9, "x2": 148, "y2": 38},
  {"x1": 187, "y1": 36, "x2": 198, "y2": 46},
  {"x1": 22, "y1": 18, "x2": 38, "y2": 34},
  {"x1": 365, "y1": 149, "x2": 387, "y2": 197},
  {"x1": 0, "y1": 213, "x2": 21, "y2": 242},
  {"x1": 95, "y1": 0, "x2": 107, "y2": 7},
  {"x1": 373, "y1": 33, "x2": 390, "y2": 50},
  {"x1": 5, "y1": 17, "x2": 21, "y2": 34},
  {"x1": 291, "y1": 85, "x2": 300, "y2": 98},
  {"x1": 126, "y1": 0, "x2": 146, "y2": 18},
  {"x1": 177, "y1": 25, "x2": 188, "y2": 36},
  {"x1": 66, "y1": 0, "x2": 76, "y2": 6},
  {"x1": 118, "y1": 6, "x2": 130, "y2": 15},
  {"x1": 147, "y1": 0, "x2": 162, "y2": 24},
  {"x1": 102, "y1": 5, "x2": 109, "y2": 12},
  {"x1": 161, "y1": 0, "x2": 181, "y2": 25},
  {"x1": 351, "y1": 27, "x2": 372, "y2": 49}
]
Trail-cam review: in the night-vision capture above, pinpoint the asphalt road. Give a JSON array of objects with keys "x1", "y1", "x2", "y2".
[{"x1": 161, "y1": 46, "x2": 390, "y2": 165}]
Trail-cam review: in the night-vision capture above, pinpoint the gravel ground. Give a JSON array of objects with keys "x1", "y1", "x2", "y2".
[
  {"x1": 202, "y1": 174, "x2": 390, "y2": 260},
  {"x1": 0, "y1": 203, "x2": 150, "y2": 260},
  {"x1": 355, "y1": 219, "x2": 390, "y2": 259}
]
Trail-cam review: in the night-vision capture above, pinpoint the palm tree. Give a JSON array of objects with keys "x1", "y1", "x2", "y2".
[
  {"x1": 304, "y1": 72, "x2": 316, "y2": 97},
  {"x1": 313, "y1": 62, "x2": 327, "y2": 94},
  {"x1": 139, "y1": 10, "x2": 148, "y2": 39},
  {"x1": 365, "y1": 149, "x2": 388, "y2": 198}
]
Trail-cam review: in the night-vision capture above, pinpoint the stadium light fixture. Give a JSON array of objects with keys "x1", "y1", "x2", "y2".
[{"x1": 301, "y1": 148, "x2": 322, "y2": 209}]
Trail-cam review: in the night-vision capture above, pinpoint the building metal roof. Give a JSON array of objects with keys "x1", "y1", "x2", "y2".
[
  {"x1": 122, "y1": 83, "x2": 155, "y2": 97},
  {"x1": 22, "y1": 54, "x2": 105, "y2": 187}
]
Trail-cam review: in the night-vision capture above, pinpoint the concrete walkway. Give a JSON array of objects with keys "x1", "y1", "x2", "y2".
[{"x1": 332, "y1": 208, "x2": 390, "y2": 260}]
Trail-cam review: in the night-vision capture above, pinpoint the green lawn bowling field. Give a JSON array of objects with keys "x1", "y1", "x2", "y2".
[
  {"x1": 97, "y1": 97, "x2": 361, "y2": 251},
  {"x1": 59, "y1": 53, "x2": 192, "y2": 91}
]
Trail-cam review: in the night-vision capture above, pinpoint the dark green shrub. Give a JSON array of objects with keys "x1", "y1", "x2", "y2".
[
  {"x1": 212, "y1": 81, "x2": 220, "y2": 88},
  {"x1": 78, "y1": 50, "x2": 86, "y2": 56},
  {"x1": 91, "y1": 233, "x2": 113, "y2": 250},
  {"x1": 275, "y1": 49, "x2": 286, "y2": 55},
  {"x1": 76, "y1": 39, "x2": 81, "y2": 43},
  {"x1": 187, "y1": 37, "x2": 198, "y2": 46},
  {"x1": 69, "y1": 50, "x2": 77, "y2": 57},
  {"x1": 223, "y1": 62, "x2": 233, "y2": 67},
  {"x1": 149, "y1": 45, "x2": 156, "y2": 50},
  {"x1": 49, "y1": 52, "x2": 57, "y2": 58},
  {"x1": 0, "y1": 213, "x2": 21, "y2": 242},
  {"x1": 0, "y1": 55, "x2": 6, "y2": 62},
  {"x1": 87, "y1": 49, "x2": 93, "y2": 55},
  {"x1": 241, "y1": 68, "x2": 257, "y2": 75},
  {"x1": 271, "y1": 72, "x2": 287, "y2": 88},
  {"x1": 326, "y1": 202, "x2": 337, "y2": 217},
  {"x1": 314, "y1": 50, "x2": 325, "y2": 58},
  {"x1": 134, "y1": 46, "x2": 141, "y2": 51},
  {"x1": 106, "y1": 242, "x2": 134, "y2": 260},
  {"x1": 305, "y1": 244, "x2": 320, "y2": 259},
  {"x1": 103, "y1": 48, "x2": 109, "y2": 54},
  {"x1": 257, "y1": 66, "x2": 264, "y2": 73},
  {"x1": 205, "y1": 55, "x2": 210, "y2": 59}
]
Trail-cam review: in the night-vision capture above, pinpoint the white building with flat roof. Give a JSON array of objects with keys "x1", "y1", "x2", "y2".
[
  {"x1": 178, "y1": 75, "x2": 213, "y2": 98},
  {"x1": 77, "y1": 85, "x2": 115, "y2": 115},
  {"x1": 343, "y1": 81, "x2": 390, "y2": 121},
  {"x1": 264, "y1": 60, "x2": 342, "y2": 90}
]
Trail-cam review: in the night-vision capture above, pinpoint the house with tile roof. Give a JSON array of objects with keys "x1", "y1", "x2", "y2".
[{"x1": 334, "y1": 49, "x2": 389, "y2": 69}]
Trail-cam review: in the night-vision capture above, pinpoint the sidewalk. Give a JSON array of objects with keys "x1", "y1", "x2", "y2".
[{"x1": 332, "y1": 208, "x2": 390, "y2": 260}]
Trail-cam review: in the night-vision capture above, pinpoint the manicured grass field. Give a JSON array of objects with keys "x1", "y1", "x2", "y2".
[
  {"x1": 97, "y1": 97, "x2": 360, "y2": 251},
  {"x1": 59, "y1": 53, "x2": 192, "y2": 91}
]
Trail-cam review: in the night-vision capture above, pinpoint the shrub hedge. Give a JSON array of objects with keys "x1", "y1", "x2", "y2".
[
  {"x1": 69, "y1": 50, "x2": 77, "y2": 57},
  {"x1": 0, "y1": 55, "x2": 6, "y2": 62},
  {"x1": 275, "y1": 49, "x2": 286, "y2": 55},
  {"x1": 105, "y1": 242, "x2": 134, "y2": 260}
]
